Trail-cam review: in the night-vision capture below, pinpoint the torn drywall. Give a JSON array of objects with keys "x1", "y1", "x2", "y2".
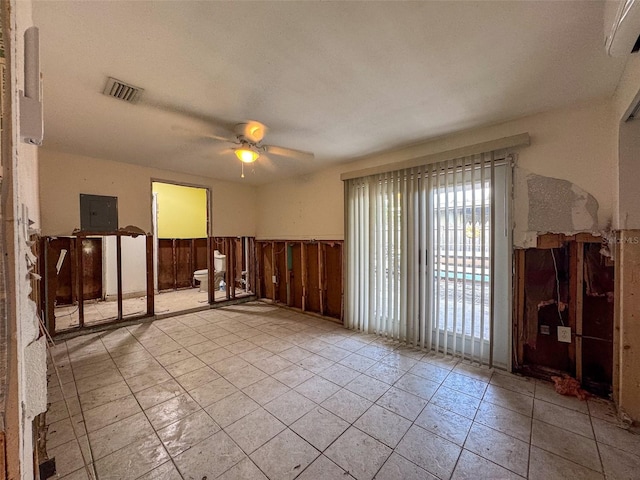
[{"x1": 527, "y1": 173, "x2": 599, "y2": 233}]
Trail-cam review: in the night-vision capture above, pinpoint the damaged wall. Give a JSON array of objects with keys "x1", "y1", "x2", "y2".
[
  {"x1": 4, "y1": 0, "x2": 48, "y2": 477},
  {"x1": 38, "y1": 149, "x2": 257, "y2": 237},
  {"x1": 256, "y1": 99, "x2": 616, "y2": 245}
]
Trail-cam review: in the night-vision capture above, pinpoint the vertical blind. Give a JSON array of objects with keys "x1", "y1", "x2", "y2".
[{"x1": 345, "y1": 152, "x2": 509, "y2": 365}]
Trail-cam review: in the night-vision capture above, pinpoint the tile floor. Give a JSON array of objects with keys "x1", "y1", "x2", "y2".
[{"x1": 45, "y1": 302, "x2": 640, "y2": 480}]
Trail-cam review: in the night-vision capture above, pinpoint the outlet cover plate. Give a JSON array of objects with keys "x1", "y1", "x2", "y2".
[{"x1": 558, "y1": 326, "x2": 572, "y2": 343}]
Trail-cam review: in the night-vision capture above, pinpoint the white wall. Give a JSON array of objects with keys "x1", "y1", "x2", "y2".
[
  {"x1": 256, "y1": 99, "x2": 617, "y2": 247},
  {"x1": 39, "y1": 149, "x2": 257, "y2": 237},
  {"x1": 103, "y1": 236, "x2": 147, "y2": 296}
]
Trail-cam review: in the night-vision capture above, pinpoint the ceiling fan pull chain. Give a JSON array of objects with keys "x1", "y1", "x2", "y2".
[{"x1": 241, "y1": 163, "x2": 245, "y2": 178}]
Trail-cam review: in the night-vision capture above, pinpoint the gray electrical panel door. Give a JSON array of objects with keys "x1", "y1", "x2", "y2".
[{"x1": 80, "y1": 194, "x2": 118, "y2": 232}]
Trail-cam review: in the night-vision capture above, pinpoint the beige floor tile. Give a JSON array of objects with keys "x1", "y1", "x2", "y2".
[
  {"x1": 94, "y1": 433, "x2": 170, "y2": 480},
  {"x1": 408, "y1": 361, "x2": 450, "y2": 383},
  {"x1": 155, "y1": 347, "x2": 194, "y2": 366},
  {"x1": 174, "y1": 365, "x2": 220, "y2": 391},
  {"x1": 224, "y1": 364, "x2": 269, "y2": 389},
  {"x1": 296, "y1": 353, "x2": 335, "y2": 373},
  {"x1": 83, "y1": 394, "x2": 141, "y2": 433},
  {"x1": 145, "y1": 392, "x2": 201, "y2": 430},
  {"x1": 197, "y1": 346, "x2": 235, "y2": 364},
  {"x1": 78, "y1": 380, "x2": 131, "y2": 411},
  {"x1": 534, "y1": 398, "x2": 593, "y2": 438},
  {"x1": 296, "y1": 375, "x2": 342, "y2": 403},
  {"x1": 212, "y1": 355, "x2": 251, "y2": 375},
  {"x1": 46, "y1": 416, "x2": 86, "y2": 450},
  {"x1": 291, "y1": 406, "x2": 350, "y2": 451},
  {"x1": 464, "y1": 423, "x2": 529, "y2": 477},
  {"x1": 135, "y1": 460, "x2": 182, "y2": 480},
  {"x1": 321, "y1": 388, "x2": 372, "y2": 423},
  {"x1": 238, "y1": 347, "x2": 274, "y2": 363},
  {"x1": 226, "y1": 408, "x2": 286, "y2": 454},
  {"x1": 592, "y1": 416, "x2": 640, "y2": 456},
  {"x1": 318, "y1": 363, "x2": 361, "y2": 386},
  {"x1": 185, "y1": 340, "x2": 219, "y2": 356},
  {"x1": 392, "y1": 372, "x2": 439, "y2": 400},
  {"x1": 344, "y1": 374, "x2": 391, "y2": 402},
  {"x1": 243, "y1": 376, "x2": 290, "y2": 405},
  {"x1": 325, "y1": 427, "x2": 392, "y2": 480},
  {"x1": 133, "y1": 378, "x2": 184, "y2": 410},
  {"x1": 189, "y1": 376, "x2": 238, "y2": 407},
  {"x1": 354, "y1": 404, "x2": 412, "y2": 448},
  {"x1": 217, "y1": 457, "x2": 268, "y2": 480},
  {"x1": 443, "y1": 371, "x2": 488, "y2": 398},
  {"x1": 375, "y1": 387, "x2": 428, "y2": 421},
  {"x1": 587, "y1": 397, "x2": 619, "y2": 424},
  {"x1": 46, "y1": 397, "x2": 82, "y2": 424},
  {"x1": 338, "y1": 353, "x2": 378, "y2": 373},
  {"x1": 264, "y1": 389, "x2": 317, "y2": 425},
  {"x1": 415, "y1": 403, "x2": 472, "y2": 446},
  {"x1": 125, "y1": 369, "x2": 173, "y2": 393},
  {"x1": 376, "y1": 452, "x2": 437, "y2": 480},
  {"x1": 173, "y1": 430, "x2": 245, "y2": 479},
  {"x1": 47, "y1": 438, "x2": 87, "y2": 477},
  {"x1": 157, "y1": 409, "x2": 220, "y2": 456},
  {"x1": 250, "y1": 429, "x2": 319, "y2": 480},
  {"x1": 484, "y1": 384, "x2": 534, "y2": 417},
  {"x1": 490, "y1": 371, "x2": 535, "y2": 396},
  {"x1": 88, "y1": 411, "x2": 154, "y2": 460},
  {"x1": 432, "y1": 387, "x2": 479, "y2": 421},
  {"x1": 531, "y1": 419, "x2": 600, "y2": 472},
  {"x1": 278, "y1": 346, "x2": 313, "y2": 363},
  {"x1": 396, "y1": 424, "x2": 461, "y2": 478},
  {"x1": 75, "y1": 369, "x2": 123, "y2": 394},
  {"x1": 528, "y1": 446, "x2": 603, "y2": 480},
  {"x1": 164, "y1": 355, "x2": 207, "y2": 377},
  {"x1": 452, "y1": 449, "x2": 524, "y2": 480},
  {"x1": 273, "y1": 364, "x2": 316, "y2": 387},
  {"x1": 475, "y1": 401, "x2": 532, "y2": 442},
  {"x1": 205, "y1": 390, "x2": 260, "y2": 427},
  {"x1": 598, "y1": 442, "x2": 640, "y2": 480},
  {"x1": 297, "y1": 455, "x2": 355, "y2": 480},
  {"x1": 365, "y1": 363, "x2": 406, "y2": 385}
]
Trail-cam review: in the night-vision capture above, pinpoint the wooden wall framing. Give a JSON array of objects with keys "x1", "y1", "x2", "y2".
[
  {"x1": 513, "y1": 233, "x2": 614, "y2": 394},
  {"x1": 256, "y1": 240, "x2": 343, "y2": 321}
]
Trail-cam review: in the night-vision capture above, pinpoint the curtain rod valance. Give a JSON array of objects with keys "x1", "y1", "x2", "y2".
[{"x1": 340, "y1": 132, "x2": 530, "y2": 181}]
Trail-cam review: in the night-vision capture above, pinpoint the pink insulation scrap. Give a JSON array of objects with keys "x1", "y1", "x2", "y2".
[{"x1": 550, "y1": 375, "x2": 589, "y2": 401}]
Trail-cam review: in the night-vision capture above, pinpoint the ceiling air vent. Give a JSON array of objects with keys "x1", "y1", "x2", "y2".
[{"x1": 102, "y1": 77, "x2": 143, "y2": 103}]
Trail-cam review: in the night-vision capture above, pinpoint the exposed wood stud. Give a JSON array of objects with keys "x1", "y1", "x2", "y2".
[
  {"x1": 576, "y1": 241, "x2": 585, "y2": 382},
  {"x1": 76, "y1": 238, "x2": 85, "y2": 327},
  {"x1": 116, "y1": 235, "x2": 123, "y2": 321},
  {"x1": 146, "y1": 235, "x2": 154, "y2": 316}
]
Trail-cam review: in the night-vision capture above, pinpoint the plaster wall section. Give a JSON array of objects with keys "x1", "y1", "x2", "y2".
[
  {"x1": 38, "y1": 149, "x2": 257, "y2": 237},
  {"x1": 9, "y1": 0, "x2": 47, "y2": 477}
]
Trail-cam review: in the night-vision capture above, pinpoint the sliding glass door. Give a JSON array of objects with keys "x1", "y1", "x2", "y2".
[{"x1": 345, "y1": 153, "x2": 511, "y2": 367}]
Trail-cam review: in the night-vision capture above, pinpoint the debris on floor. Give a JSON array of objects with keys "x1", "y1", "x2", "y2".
[{"x1": 551, "y1": 374, "x2": 589, "y2": 400}]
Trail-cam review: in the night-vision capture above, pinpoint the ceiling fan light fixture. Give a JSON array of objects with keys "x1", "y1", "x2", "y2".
[{"x1": 235, "y1": 146, "x2": 259, "y2": 163}]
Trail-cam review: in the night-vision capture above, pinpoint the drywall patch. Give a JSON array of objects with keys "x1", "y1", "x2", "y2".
[
  {"x1": 23, "y1": 335, "x2": 47, "y2": 420},
  {"x1": 527, "y1": 174, "x2": 598, "y2": 233}
]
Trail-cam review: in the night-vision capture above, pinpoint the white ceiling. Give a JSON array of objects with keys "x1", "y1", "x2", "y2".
[{"x1": 33, "y1": 1, "x2": 626, "y2": 185}]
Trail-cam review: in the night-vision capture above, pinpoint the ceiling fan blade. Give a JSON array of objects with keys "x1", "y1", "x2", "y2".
[
  {"x1": 260, "y1": 154, "x2": 277, "y2": 172},
  {"x1": 264, "y1": 144, "x2": 314, "y2": 161},
  {"x1": 171, "y1": 125, "x2": 237, "y2": 143}
]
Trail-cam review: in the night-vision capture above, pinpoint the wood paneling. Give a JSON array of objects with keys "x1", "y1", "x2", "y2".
[
  {"x1": 290, "y1": 243, "x2": 303, "y2": 309},
  {"x1": 275, "y1": 242, "x2": 288, "y2": 304},
  {"x1": 157, "y1": 239, "x2": 175, "y2": 291},
  {"x1": 323, "y1": 242, "x2": 343, "y2": 319},
  {"x1": 256, "y1": 240, "x2": 343, "y2": 321},
  {"x1": 305, "y1": 244, "x2": 321, "y2": 313}
]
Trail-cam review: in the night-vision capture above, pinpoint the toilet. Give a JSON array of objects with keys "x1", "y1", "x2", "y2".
[{"x1": 193, "y1": 250, "x2": 226, "y2": 292}]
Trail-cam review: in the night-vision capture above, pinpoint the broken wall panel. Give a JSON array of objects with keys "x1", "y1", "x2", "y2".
[{"x1": 515, "y1": 235, "x2": 614, "y2": 396}]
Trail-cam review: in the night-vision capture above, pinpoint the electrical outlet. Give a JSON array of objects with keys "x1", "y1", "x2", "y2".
[
  {"x1": 272, "y1": 275, "x2": 277, "y2": 284},
  {"x1": 557, "y1": 326, "x2": 572, "y2": 343}
]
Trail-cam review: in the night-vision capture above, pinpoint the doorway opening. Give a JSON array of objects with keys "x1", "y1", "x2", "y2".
[{"x1": 152, "y1": 181, "x2": 210, "y2": 314}]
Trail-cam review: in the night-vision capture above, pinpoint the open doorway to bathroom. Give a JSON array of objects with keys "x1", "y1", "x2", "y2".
[{"x1": 152, "y1": 181, "x2": 211, "y2": 314}]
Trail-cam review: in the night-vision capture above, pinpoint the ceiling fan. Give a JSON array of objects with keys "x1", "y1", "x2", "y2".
[{"x1": 193, "y1": 120, "x2": 314, "y2": 177}]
